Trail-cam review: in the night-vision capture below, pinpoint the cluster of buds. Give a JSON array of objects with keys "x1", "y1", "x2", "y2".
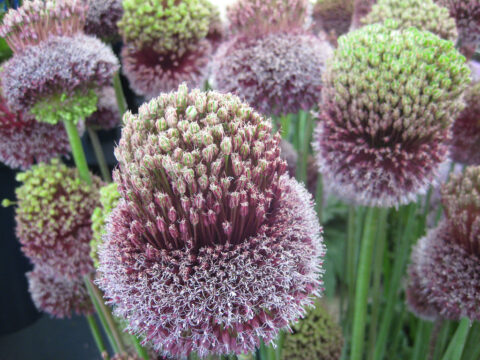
[
  {"x1": 0, "y1": 0, "x2": 87, "y2": 53},
  {"x1": 98, "y1": 84, "x2": 324, "y2": 357},
  {"x1": 313, "y1": 21, "x2": 470, "y2": 207},
  {"x1": 363, "y1": 0, "x2": 458, "y2": 41},
  {"x1": 84, "y1": 0, "x2": 123, "y2": 40}
]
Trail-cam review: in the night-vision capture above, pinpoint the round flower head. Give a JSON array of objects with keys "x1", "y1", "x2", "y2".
[
  {"x1": 121, "y1": 41, "x2": 211, "y2": 99},
  {"x1": 281, "y1": 301, "x2": 343, "y2": 360},
  {"x1": 91, "y1": 183, "x2": 121, "y2": 268},
  {"x1": 1, "y1": 34, "x2": 119, "y2": 124},
  {"x1": 212, "y1": 32, "x2": 333, "y2": 116},
  {"x1": 409, "y1": 220, "x2": 480, "y2": 321},
  {"x1": 227, "y1": 0, "x2": 310, "y2": 36},
  {"x1": 450, "y1": 81, "x2": 480, "y2": 165},
  {"x1": 363, "y1": 0, "x2": 458, "y2": 41},
  {"x1": 15, "y1": 159, "x2": 102, "y2": 279},
  {"x1": 84, "y1": 0, "x2": 123, "y2": 40},
  {"x1": 98, "y1": 84, "x2": 325, "y2": 358},
  {"x1": 312, "y1": 0, "x2": 354, "y2": 41},
  {"x1": 313, "y1": 21, "x2": 470, "y2": 207},
  {"x1": 86, "y1": 87, "x2": 121, "y2": 130},
  {"x1": 118, "y1": 0, "x2": 211, "y2": 57},
  {"x1": 27, "y1": 265, "x2": 93, "y2": 318},
  {"x1": 0, "y1": 94, "x2": 71, "y2": 169},
  {"x1": 0, "y1": 0, "x2": 87, "y2": 53}
]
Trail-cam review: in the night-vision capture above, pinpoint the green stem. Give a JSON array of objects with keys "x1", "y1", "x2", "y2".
[
  {"x1": 113, "y1": 72, "x2": 127, "y2": 118},
  {"x1": 315, "y1": 174, "x2": 323, "y2": 221},
  {"x1": 296, "y1": 110, "x2": 311, "y2": 183},
  {"x1": 63, "y1": 119, "x2": 92, "y2": 185},
  {"x1": 87, "y1": 127, "x2": 112, "y2": 182},
  {"x1": 442, "y1": 318, "x2": 470, "y2": 360},
  {"x1": 86, "y1": 314, "x2": 108, "y2": 360},
  {"x1": 461, "y1": 321, "x2": 480, "y2": 360},
  {"x1": 412, "y1": 321, "x2": 433, "y2": 360},
  {"x1": 351, "y1": 207, "x2": 384, "y2": 360},
  {"x1": 131, "y1": 334, "x2": 150, "y2": 360},
  {"x1": 428, "y1": 319, "x2": 443, "y2": 360}
]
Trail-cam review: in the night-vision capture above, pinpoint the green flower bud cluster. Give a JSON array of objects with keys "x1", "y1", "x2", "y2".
[
  {"x1": 363, "y1": 0, "x2": 458, "y2": 41},
  {"x1": 282, "y1": 301, "x2": 344, "y2": 360},
  {"x1": 90, "y1": 183, "x2": 121, "y2": 268},
  {"x1": 118, "y1": 0, "x2": 212, "y2": 57}
]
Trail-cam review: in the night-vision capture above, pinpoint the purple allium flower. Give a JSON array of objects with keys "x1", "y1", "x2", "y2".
[
  {"x1": 15, "y1": 159, "x2": 103, "y2": 279},
  {"x1": 312, "y1": 0, "x2": 354, "y2": 43},
  {"x1": 0, "y1": 0, "x2": 87, "y2": 53},
  {"x1": 450, "y1": 82, "x2": 480, "y2": 165},
  {"x1": 212, "y1": 32, "x2": 332, "y2": 116},
  {"x1": 27, "y1": 264, "x2": 93, "y2": 318},
  {"x1": 86, "y1": 87, "x2": 121, "y2": 130},
  {"x1": 121, "y1": 41, "x2": 211, "y2": 99},
  {"x1": 227, "y1": 0, "x2": 310, "y2": 36},
  {"x1": 84, "y1": 0, "x2": 123, "y2": 40},
  {"x1": 0, "y1": 94, "x2": 71, "y2": 169},
  {"x1": 313, "y1": 22, "x2": 470, "y2": 207},
  {"x1": 98, "y1": 84, "x2": 325, "y2": 358},
  {"x1": 1, "y1": 34, "x2": 118, "y2": 118}
]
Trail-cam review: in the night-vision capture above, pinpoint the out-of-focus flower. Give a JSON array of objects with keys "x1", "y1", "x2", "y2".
[
  {"x1": 312, "y1": 0, "x2": 353, "y2": 42},
  {"x1": 84, "y1": 0, "x2": 124, "y2": 40},
  {"x1": 86, "y1": 87, "x2": 121, "y2": 130},
  {"x1": 313, "y1": 21, "x2": 470, "y2": 207},
  {"x1": 212, "y1": 32, "x2": 332, "y2": 116},
  {"x1": 27, "y1": 265, "x2": 93, "y2": 318},
  {"x1": 15, "y1": 159, "x2": 102, "y2": 279},
  {"x1": 121, "y1": 41, "x2": 211, "y2": 99},
  {"x1": 204, "y1": 0, "x2": 225, "y2": 49},
  {"x1": 363, "y1": 0, "x2": 458, "y2": 41},
  {"x1": 280, "y1": 139, "x2": 298, "y2": 177},
  {"x1": 98, "y1": 84, "x2": 325, "y2": 358},
  {"x1": 281, "y1": 300, "x2": 343, "y2": 360}
]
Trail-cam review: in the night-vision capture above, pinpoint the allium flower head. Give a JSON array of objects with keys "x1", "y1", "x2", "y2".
[
  {"x1": 15, "y1": 159, "x2": 102, "y2": 278},
  {"x1": 91, "y1": 183, "x2": 121, "y2": 268},
  {"x1": 313, "y1": 21, "x2": 470, "y2": 207},
  {"x1": 363, "y1": 0, "x2": 458, "y2": 41},
  {"x1": 281, "y1": 301, "x2": 343, "y2": 360},
  {"x1": 1, "y1": 34, "x2": 119, "y2": 124},
  {"x1": 227, "y1": 0, "x2": 310, "y2": 36},
  {"x1": 408, "y1": 220, "x2": 480, "y2": 321},
  {"x1": 98, "y1": 84, "x2": 325, "y2": 358},
  {"x1": 27, "y1": 265, "x2": 93, "y2": 318},
  {"x1": 449, "y1": 81, "x2": 480, "y2": 165},
  {"x1": 121, "y1": 41, "x2": 211, "y2": 99},
  {"x1": 86, "y1": 87, "x2": 121, "y2": 130},
  {"x1": 312, "y1": 0, "x2": 354, "y2": 41},
  {"x1": 84, "y1": 0, "x2": 123, "y2": 40},
  {"x1": 118, "y1": 0, "x2": 211, "y2": 57},
  {"x1": 0, "y1": 0, "x2": 87, "y2": 53},
  {"x1": 0, "y1": 93, "x2": 71, "y2": 169},
  {"x1": 212, "y1": 32, "x2": 333, "y2": 116}
]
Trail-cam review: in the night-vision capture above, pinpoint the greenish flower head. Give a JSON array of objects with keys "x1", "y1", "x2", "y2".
[
  {"x1": 282, "y1": 301, "x2": 343, "y2": 360},
  {"x1": 363, "y1": 0, "x2": 458, "y2": 41},
  {"x1": 90, "y1": 182, "x2": 121, "y2": 268},
  {"x1": 118, "y1": 0, "x2": 212, "y2": 56},
  {"x1": 30, "y1": 88, "x2": 98, "y2": 125}
]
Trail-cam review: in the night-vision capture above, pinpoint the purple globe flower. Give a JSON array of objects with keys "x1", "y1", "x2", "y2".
[
  {"x1": 212, "y1": 32, "x2": 332, "y2": 116},
  {"x1": 98, "y1": 84, "x2": 325, "y2": 358},
  {"x1": 86, "y1": 87, "x2": 121, "y2": 130},
  {"x1": 84, "y1": 0, "x2": 123, "y2": 40}
]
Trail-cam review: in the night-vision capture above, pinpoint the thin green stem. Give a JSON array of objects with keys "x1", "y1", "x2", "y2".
[
  {"x1": 131, "y1": 334, "x2": 150, "y2": 360},
  {"x1": 113, "y1": 72, "x2": 127, "y2": 118},
  {"x1": 296, "y1": 110, "x2": 311, "y2": 183},
  {"x1": 461, "y1": 321, "x2": 480, "y2": 360},
  {"x1": 442, "y1": 318, "x2": 470, "y2": 360},
  {"x1": 86, "y1": 314, "x2": 108, "y2": 360},
  {"x1": 412, "y1": 320, "x2": 433, "y2": 360},
  {"x1": 63, "y1": 119, "x2": 92, "y2": 184},
  {"x1": 351, "y1": 207, "x2": 384, "y2": 360},
  {"x1": 428, "y1": 319, "x2": 443, "y2": 360},
  {"x1": 87, "y1": 126, "x2": 112, "y2": 182},
  {"x1": 315, "y1": 174, "x2": 323, "y2": 221}
]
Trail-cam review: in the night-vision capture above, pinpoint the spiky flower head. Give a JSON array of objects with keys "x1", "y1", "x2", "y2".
[
  {"x1": 1, "y1": 34, "x2": 118, "y2": 124},
  {"x1": 227, "y1": 0, "x2": 310, "y2": 36},
  {"x1": 363, "y1": 0, "x2": 458, "y2": 41},
  {"x1": 0, "y1": 0, "x2": 87, "y2": 53},
  {"x1": 313, "y1": 21, "x2": 470, "y2": 207},
  {"x1": 281, "y1": 301, "x2": 343, "y2": 360},
  {"x1": 15, "y1": 159, "x2": 102, "y2": 278},
  {"x1": 118, "y1": 0, "x2": 211, "y2": 58},
  {"x1": 312, "y1": 0, "x2": 353, "y2": 41},
  {"x1": 27, "y1": 265, "x2": 93, "y2": 318},
  {"x1": 408, "y1": 220, "x2": 480, "y2": 321},
  {"x1": 121, "y1": 41, "x2": 211, "y2": 99},
  {"x1": 212, "y1": 32, "x2": 332, "y2": 116},
  {"x1": 86, "y1": 87, "x2": 121, "y2": 130},
  {"x1": 450, "y1": 81, "x2": 480, "y2": 165},
  {"x1": 0, "y1": 93, "x2": 71, "y2": 169},
  {"x1": 98, "y1": 84, "x2": 325, "y2": 358},
  {"x1": 84, "y1": 0, "x2": 123, "y2": 40},
  {"x1": 91, "y1": 183, "x2": 121, "y2": 268}
]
